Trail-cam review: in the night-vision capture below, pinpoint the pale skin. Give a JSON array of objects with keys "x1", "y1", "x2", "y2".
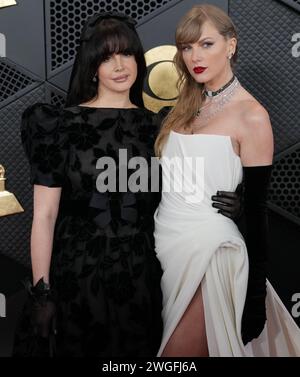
[
  {"x1": 161, "y1": 21, "x2": 274, "y2": 357},
  {"x1": 31, "y1": 53, "x2": 138, "y2": 285}
]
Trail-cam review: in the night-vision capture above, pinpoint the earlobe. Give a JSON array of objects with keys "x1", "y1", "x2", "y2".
[{"x1": 228, "y1": 39, "x2": 237, "y2": 59}]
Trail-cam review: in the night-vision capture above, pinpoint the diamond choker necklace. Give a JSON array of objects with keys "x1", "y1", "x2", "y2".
[
  {"x1": 194, "y1": 76, "x2": 240, "y2": 124},
  {"x1": 204, "y1": 75, "x2": 236, "y2": 97}
]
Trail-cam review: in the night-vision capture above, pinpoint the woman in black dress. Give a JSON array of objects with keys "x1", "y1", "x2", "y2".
[{"x1": 14, "y1": 12, "x2": 163, "y2": 357}]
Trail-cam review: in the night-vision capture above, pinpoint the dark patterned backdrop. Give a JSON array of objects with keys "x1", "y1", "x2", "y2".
[{"x1": 229, "y1": 0, "x2": 300, "y2": 225}]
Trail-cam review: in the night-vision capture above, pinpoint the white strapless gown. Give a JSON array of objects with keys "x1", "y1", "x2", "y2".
[{"x1": 154, "y1": 130, "x2": 300, "y2": 357}]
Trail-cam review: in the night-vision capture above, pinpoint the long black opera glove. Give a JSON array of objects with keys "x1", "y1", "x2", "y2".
[
  {"x1": 241, "y1": 165, "x2": 273, "y2": 345},
  {"x1": 24, "y1": 277, "x2": 57, "y2": 356},
  {"x1": 211, "y1": 183, "x2": 243, "y2": 221}
]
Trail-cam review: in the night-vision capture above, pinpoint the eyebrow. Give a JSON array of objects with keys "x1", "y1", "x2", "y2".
[
  {"x1": 197, "y1": 37, "x2": 214, "y2": 43},
  {"x1": 181, "y1": 37, "x2": 214, "y2": 46}
]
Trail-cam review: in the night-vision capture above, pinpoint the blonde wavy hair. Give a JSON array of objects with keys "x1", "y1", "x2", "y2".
[{"x1": 154, "y1": 4, "x2": 238, "y2": 157}]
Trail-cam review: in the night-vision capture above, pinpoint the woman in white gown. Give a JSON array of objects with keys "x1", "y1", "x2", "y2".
[{"x1": 154, "y1": 4, "x2": 300, "y2": 357}]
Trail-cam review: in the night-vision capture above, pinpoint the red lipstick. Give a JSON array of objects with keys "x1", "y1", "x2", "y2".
[{"x1": 193, "y1": 67, "x2": 207, "y2": 74}]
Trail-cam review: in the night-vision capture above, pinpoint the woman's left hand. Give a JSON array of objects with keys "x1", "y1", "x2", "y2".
[{"x1": 211, "y1": 183, "x2": 243, "y2": 220}]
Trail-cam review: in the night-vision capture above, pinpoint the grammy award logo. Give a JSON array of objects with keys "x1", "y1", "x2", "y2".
[
  {"x1": 0, "y1": 293, "x2": 6, "y2": 318},
  {"x1": 143, "y1": 45, "x2": 179, "y2": 113},
  {"x1": 0, "y1": 0, "x2": 17, "y2": 9}
]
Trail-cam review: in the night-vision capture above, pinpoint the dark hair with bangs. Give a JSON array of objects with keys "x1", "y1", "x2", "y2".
[{"x1": 65, "y1": 15, "x2": 146, "y2": 108}]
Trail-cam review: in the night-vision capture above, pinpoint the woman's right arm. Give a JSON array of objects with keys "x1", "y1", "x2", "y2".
[{"x1": 31, "y1": 185, "x2": 61, "y2": 285}]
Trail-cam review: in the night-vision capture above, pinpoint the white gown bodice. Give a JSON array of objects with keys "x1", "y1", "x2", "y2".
[{"x1": 159, "y1": 130, "x2": 242, "y2": 217}]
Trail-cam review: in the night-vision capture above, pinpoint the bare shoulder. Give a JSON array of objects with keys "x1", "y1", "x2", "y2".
[
  {"x1": 234, "y1": 92, "x2": 273, "y2": 140},
  {"x1": 237, "y1": 96, "x2": 274, "y2": 166},
  {"x1": 243, "y1": 100, "x2": 271, "y2": 132}
]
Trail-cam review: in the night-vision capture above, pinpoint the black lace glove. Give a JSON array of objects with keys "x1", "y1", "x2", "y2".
[
  {"x1": 211, "y1": 183, "x2": 243, "y2": 220},
  {"x1": 241, "y1": 165, "x2": 272, "y2": 345},
  {"x1": 25, "y1": 277, "x2": 57, "y2": 356}
]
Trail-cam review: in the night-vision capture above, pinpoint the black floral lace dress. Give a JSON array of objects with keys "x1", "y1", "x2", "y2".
[{"x1": 13, "y1": 104, "x2": 163, "y2": 357}]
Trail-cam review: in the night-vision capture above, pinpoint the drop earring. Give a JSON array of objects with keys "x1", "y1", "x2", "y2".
[{"x1": 92, "y1": 75, "x2": 98, "y2": 82}]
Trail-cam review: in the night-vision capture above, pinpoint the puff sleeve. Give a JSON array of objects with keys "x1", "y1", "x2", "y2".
[{"x1": 20, "y1": 103, "x2": 69, "y2": 187}]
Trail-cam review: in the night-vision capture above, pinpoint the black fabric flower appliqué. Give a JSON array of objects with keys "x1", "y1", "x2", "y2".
[
  {"x1": 32, "y1": 144, "x2": 64, "y2": 174},
  {"x1": 89, "y1": 192, "x2": 138, "y2": 232},
  {"x1": 69, "y1": 122, "x2": 101, "y2": 151}
]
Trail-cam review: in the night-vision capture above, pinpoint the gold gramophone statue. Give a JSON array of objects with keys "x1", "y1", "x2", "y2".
[{"x1": 0, "y1": 164, "x2": 24, "y2": 217}]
